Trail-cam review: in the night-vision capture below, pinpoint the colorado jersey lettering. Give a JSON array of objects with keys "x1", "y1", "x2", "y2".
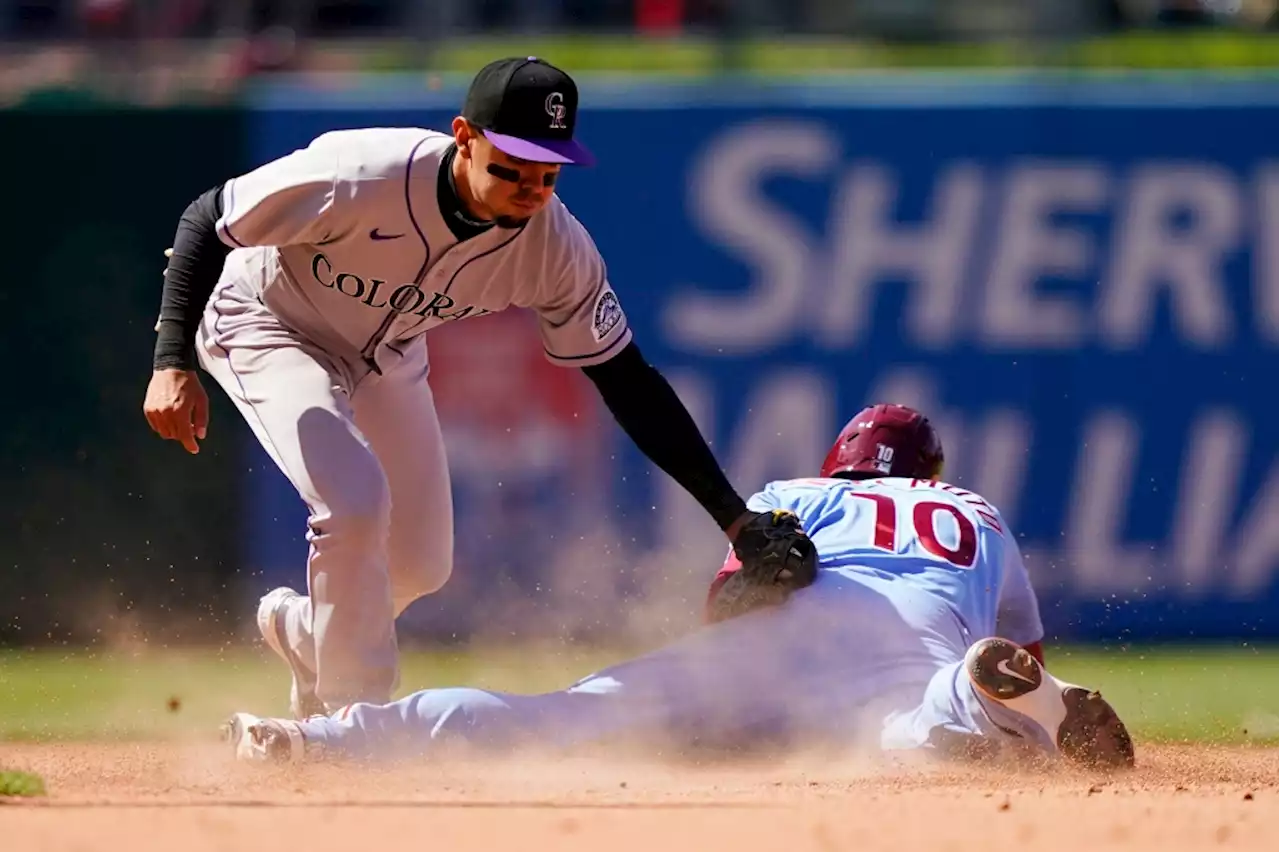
[{"x1": 213, "y1": 128, "x2": 630, "y2": 372}]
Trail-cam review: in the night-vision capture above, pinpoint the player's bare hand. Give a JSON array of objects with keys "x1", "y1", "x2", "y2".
[{"x1": 143, "y1": 368, "x2": 209, "y2": 454}]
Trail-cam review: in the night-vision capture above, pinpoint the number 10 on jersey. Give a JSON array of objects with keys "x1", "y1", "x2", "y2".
[{"x1": 850, "y1": 493, "x2": 979, "y2": 568}]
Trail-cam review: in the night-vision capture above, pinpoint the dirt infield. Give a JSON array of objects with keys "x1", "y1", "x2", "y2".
[{"x1": 1, "y1": 742, "x2": 1275, "y2": 851}]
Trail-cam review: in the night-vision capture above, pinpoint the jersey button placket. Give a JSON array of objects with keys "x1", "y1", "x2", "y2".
[
  {"x1": 389, "y1": 267, "x2": 447, "y2": 344},
  {"x1": 362, "y1": 270, "x2": 426, "y2": 371}
]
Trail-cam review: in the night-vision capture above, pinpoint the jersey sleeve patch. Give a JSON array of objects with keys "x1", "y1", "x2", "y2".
[{"x1": 591, "y1": 288, "x2": 623, "y2": 342}]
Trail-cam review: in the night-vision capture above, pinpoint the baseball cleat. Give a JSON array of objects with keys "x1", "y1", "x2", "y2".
[
  {"x1": 221, "y1": 712, "x2": 307, "y2": 763},
  {"x1": 257, "y1": 587, "x2": 326, "y2": 719},
  {"x1": 966, "y1": 637, "x2": 1135, "y2": 769}
]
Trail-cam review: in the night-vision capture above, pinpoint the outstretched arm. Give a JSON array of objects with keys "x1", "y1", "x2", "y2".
[
  {"x1": 581, "y1": 341, "x2": 751, "y2": 534},
  {"x1": 582, "y1": 344, "x2": 816, "y2": 600},
  {"x1": 533, "y1": 224, "x2": 814, "y2": 580}
]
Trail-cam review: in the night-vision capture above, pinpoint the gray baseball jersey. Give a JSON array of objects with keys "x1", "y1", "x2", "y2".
[
  {"x1": 213, "y1": 127, "x2": 630, "y2": 375},
  {"x1": 195, "y1": 127, "x2": 630, "y2": 713}
]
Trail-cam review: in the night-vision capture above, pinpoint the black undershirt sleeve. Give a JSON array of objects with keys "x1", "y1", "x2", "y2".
[
  {"x1": 152, "y1": 184, "x2": 232, "y2": 370},
  {"x1": 582, "y1": 341, "x2": 749, "y2": 533}
]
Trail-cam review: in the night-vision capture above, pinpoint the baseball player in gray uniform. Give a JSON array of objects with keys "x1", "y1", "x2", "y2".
[{"x1": 142, "y1": 56, "x2": 818, "y2": 719}]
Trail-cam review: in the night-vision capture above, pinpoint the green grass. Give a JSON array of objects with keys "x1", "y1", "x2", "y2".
[
  {"x1": 400, "y1": 31, "x2": 1279, "y2": 74},
  {"x1": 1044, "y1": 644, "x2": 1277, "y2": 744},
  {"x1": 0, "y1": 643, "x2": 626, "y2": 743},
  {"x1": 0, "y1": 643, "x2": 1273, "y2": 745},
  {"x1": 0, "y1": 770, "x2": 46, "y2": 797}
]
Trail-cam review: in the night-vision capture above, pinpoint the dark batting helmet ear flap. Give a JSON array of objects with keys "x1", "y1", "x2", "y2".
[{"x1": 820, "y1": 403, "x2": 945, "y2": 481}]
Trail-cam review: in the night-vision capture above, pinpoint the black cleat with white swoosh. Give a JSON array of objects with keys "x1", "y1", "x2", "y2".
[
  {"x1": 968, "y1": 638, "x2": 1043, "y2": 699},
  {"x1": 965, "y1": 637, "x2": 1135, "y2": 770}
]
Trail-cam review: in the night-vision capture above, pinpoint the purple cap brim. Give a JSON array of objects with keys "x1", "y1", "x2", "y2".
[{"x1": 483, "y1": 130, "x2": 596, "y2": 166}]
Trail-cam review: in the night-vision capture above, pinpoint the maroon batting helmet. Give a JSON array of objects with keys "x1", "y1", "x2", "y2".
[{"x1": 820, "y1": 403, "x2": 945, "y2": 480}]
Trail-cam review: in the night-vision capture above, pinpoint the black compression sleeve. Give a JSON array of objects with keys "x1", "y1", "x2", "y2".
[
  {"x1": 152, "y1": 184, "x2": 232, "y2": 370},
  {"x1": 582, "y1": 342, "x2": 749, "y2": 532}
]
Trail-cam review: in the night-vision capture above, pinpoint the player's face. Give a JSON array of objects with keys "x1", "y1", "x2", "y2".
[{"x1": 453, "y1": 120, "x2": 561, "y2": 228}]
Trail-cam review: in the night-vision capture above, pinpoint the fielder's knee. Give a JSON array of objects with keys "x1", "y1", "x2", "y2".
[
  {"x1": 308, "y1": 477, "x2": 392, "y2": 553},
  {"x1": 390, "y1": 565, "x2": 451, "y2": 615},
  {"x1": 389, "y1": 533, "x2": 453, "y2": 609}
]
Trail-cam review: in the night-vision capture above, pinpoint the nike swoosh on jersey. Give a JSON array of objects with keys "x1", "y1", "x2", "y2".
[{"x1": 369, "y1": 228, "x2": 405, "y2": 241}]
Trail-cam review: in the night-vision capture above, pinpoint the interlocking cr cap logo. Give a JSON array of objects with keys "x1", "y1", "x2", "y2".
[{"x1": 545, "y1": 92, "x2": 567, "y2": 129}]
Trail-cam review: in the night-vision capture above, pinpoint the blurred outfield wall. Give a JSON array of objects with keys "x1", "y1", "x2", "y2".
[
  {"x1": 0, "y1": 72, "x2": 1272, "y2": 648},
  {"x1": 238, "y1": 71, "x2": 1278, "y2": 645},
  {"x1": 0, "y1": 107, "x2": 249, "y2": 645}
]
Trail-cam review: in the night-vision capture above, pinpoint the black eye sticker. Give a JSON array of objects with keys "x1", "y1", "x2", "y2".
[
  {"x1": 486, "y1": 163, "x2": 521, "y2": 183},
  {"x1": 486, "y1": 163, "x2": 559, "y2": 188}
]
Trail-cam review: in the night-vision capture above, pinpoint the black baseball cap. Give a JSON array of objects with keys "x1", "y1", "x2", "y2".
[{"x1": 461, "y1": 56, "x2": 595, "y2": 166}]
